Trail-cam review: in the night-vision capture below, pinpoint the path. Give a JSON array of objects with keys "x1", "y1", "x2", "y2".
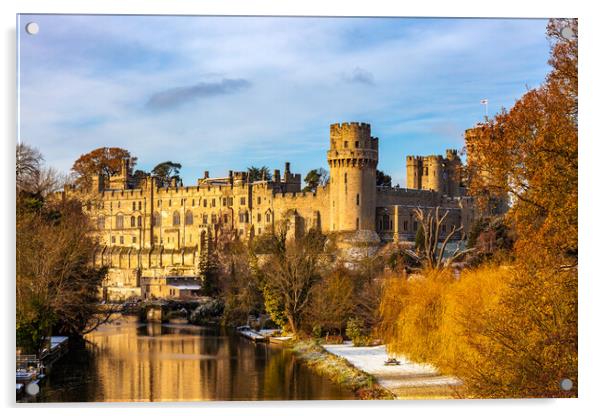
[{"x1": 323, "y1": 342, "x2": 463, "y2": 399}]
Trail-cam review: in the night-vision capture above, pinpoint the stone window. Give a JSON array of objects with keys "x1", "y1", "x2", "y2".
[
  {"x1": 138, "y1": 201, "x2": 142, "y2": 210},
  {"x1": 130, "y1": 216, "x2": 136, "y2": 227},
  {"x1": 212, "y1": 198, "x2": 216, "y2": 207},
  {"x1": 152, "y1": 212, "x2": 161, "y2": 227},
  {"x1": 119, "y1": 236, "x2": 124, "y2": 245},
  {"x1": 132, "y1": 236, "x2": 137, "y2": 244},
  {"x1": 224, "y1": 215, "x2": 228, "y2": 224},
  {"x1": 355, "y1": 141, "x2": 359, "y2": 148},
  {"x1": 240, "y1": 197, "x2": 246, "y2": 205},
  {"x1": 116, "y1": 214, "x2": 124, "y2": 229},
  {"x1": 344, "y1": 173, "x2": 347, "y2": 184},
  {"x1": 203, "y1": 199, "x2": 207, "y2": 208},
  {"x1": 111, "y1": 236, "x2": 115, "y2": 244},
  {"x1": 168, "y1": 199, "x2": 172, "y2": 207},
  {"x1": 185, "y1": 211, "x2": 193, "y2": 225},
  {"x1": 344, "y1": 141, "x2": 348, "y2": 148},
  {"x1": 181, "y1": 198, "x2": 184, "y2": 206},
  {"x1": 173, "y1": 211, "x2": 180, "y2": 226},
  {"x1": 117, "y1": 201, "x2": 121, "y2": 209},
  {"x1": 257, "y1": 196, "x2": 261, "y2": 205},
  {"x1": 97, "y1": 216, "x2": 105, "y2": 229},
  {"x1": 132, "y1": 201, "x2": 136, "y2": 211},
  {"x1": 223, "y1": 198, "x2": 227, "y2": 206},
  {"x1": 211, "y1": 214, "x2": 217, "y2": 224},
  {"x1": 266, "y1": 212, "x2": 271, "y2": 222},
  {"x1": 192, "y1": 199, "x2": 195, "y2": 207},
  {"x1": 356, "y1": 194, "x2": 360, "y2": 206},
  {"x1": 403, "y1": 220, "x2": 408, "y2": 231},
  {"x1": 257, "y1": 213, "x2": 261, "y2": 222},
  {"x1": 203, "y1": 214, "x2": 208, "y2": 224},
  {"x1": 138, "y1": 216, "x2": 142, "y2": 227}
]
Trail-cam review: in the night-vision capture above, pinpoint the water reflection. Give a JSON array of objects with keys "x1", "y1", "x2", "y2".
[{"x1": 33, "y1": 316, "x2": 354, "y2": 402}]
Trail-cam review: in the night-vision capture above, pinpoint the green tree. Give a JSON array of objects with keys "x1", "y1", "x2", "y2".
[
  {"x1": 376, "y1": 170, "x2": 392, "y2": 187},
  {"x1": 152, "y1": 161, "x2": 182, "y2": 187},
  {"x1": 247, "y1": 166, "x2": 271, "y2": 182},
  {"x1": 303, "y1": 168, "x2": 329, "y2": 192}
]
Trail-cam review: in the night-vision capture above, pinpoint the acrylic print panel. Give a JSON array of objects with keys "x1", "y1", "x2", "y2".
[{"x1": 16, "y1": 14, "x2": 577, "y2": 402}]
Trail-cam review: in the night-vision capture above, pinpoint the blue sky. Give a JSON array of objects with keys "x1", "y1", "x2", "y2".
[{"x1": 18, "y1": 15, "x2": 551, "y2": 186}]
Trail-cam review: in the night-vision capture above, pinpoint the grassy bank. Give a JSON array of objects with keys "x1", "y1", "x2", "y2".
[{"x1": 291, "y1": 340, "x2": 394, "y2": 400}]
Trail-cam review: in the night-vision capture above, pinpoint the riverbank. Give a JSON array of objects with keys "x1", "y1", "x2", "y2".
[
  {"x1": 291, "y1": 340, "x2": 394, "y2": 400},
  {"x1": 322, "y1": 342, "x2": 464, "y2": 399}
]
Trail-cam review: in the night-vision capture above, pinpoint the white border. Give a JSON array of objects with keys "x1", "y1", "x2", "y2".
[{"x1": 2, "y1": 1, "x2": 600, "y2": 415}]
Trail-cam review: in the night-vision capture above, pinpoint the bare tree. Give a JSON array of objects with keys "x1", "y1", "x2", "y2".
[{"x1": 404, "y1": 207, "x2": 472, "y2": 269}]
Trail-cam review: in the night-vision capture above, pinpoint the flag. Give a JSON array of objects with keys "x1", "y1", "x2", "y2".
[{"x1": 480, "y1": 99, "x2": 488, "y2": 105}]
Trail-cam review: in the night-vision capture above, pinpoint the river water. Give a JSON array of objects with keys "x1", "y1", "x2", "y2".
[{"x1": 28, "y1": 315, "x2": 355, "y2": 402}]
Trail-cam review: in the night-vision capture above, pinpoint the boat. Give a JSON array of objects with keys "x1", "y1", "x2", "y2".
[{"x1": 236, "y1": 326, "x2": 267, "y2": 342}]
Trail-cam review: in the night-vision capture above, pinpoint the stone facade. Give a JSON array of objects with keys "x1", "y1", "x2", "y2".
[{"x1": 60, "y1": 122, "x2": 475, "y2": 300}]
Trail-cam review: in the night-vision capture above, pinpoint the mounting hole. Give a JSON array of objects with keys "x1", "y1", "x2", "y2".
[
  {"x1": 560, "y1": 26, "x2": 575, "y2": 41},
  {"x1": 25, "y1": 382, "x2": 40, "y2": 396},
  {"x1": 560, "y1": 378, "x2": 573, "y2": 391},
  {"x1": 25, "y1": 22, "x2": 39, "y2": 35}
]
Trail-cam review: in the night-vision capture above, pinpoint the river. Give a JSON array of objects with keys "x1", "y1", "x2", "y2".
[{"x1": 27, "y1": 315, "x2": 355, "y2": 402}]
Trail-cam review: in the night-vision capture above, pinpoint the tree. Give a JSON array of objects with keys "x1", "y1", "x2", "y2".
[
  {"x1": 246, "y1": 166, "x2": 271, "y2": 182},
  {"x1": 376, "y1": 170, "x2": 392, "y2": 187},
  {"x1": 71, "y1": 147, "x2": 136, "y2": 189},
  {"x1": 259, "y1": 227, "x2": 326, "y2": 335},
  {"x1": 303, "y1": 168, "x2": 329, "y2": 192},
  {"x1": 152, "y1": 161, "x2": 182, "y2": 187},
  {"x1": 404, "y1": 207, "x2": 472, "y2": 270},
  {"x1": 380, "y1": 19, "x2": 578, "y2": 398},
  {"x1": 305, "y1": 267, "x2": 354, "y2": 335},
  {"x1": 16, "y1": 143, "x2": 42, "y2": 193},
  {"x1": 465, "y1": 19, "x2": 577, "y2": 265}
]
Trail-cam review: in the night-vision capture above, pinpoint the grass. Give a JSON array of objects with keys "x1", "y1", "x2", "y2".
[{"x1": 291, "y1": 339, "x2": 395, "y2": 400}]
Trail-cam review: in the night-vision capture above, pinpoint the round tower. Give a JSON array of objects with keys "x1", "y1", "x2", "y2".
[{"x1": 327, "y1": 122, "x2": 378, "y2": 232}]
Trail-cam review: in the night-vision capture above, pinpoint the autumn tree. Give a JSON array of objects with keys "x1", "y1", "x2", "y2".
[
  {"x1": 380, "y1": 19, "x2": 578, "y2": 398},
  {"x1": 17, "y1": 147, "x2": 110, "y2": 354},
  {"x1": 303, "y1": 168, "x2": 329, "y2": 192},
  {"x1": 71, "y1": 147, "x2": 136, "y2": 189}
]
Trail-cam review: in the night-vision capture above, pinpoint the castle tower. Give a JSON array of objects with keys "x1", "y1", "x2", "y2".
[
  {"x1": 406, "y1": 156, "x2": 422, "y2": 189},
  {"x1": 327, "y1": 122, "x2": 378, "y2": 232}
]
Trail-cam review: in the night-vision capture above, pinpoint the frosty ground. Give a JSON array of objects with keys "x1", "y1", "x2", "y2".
[{"x1": 323, "y1": 342, "x2": 463, "y2": 399}]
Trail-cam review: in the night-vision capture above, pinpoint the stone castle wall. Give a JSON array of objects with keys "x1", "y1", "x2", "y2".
[{"x1": 61, "y1": 121, "x2": 476, "y2": 299}]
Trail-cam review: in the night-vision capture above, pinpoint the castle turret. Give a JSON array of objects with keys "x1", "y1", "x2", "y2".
[{"x1": 327, "y1": 122, "x2": 378, "y2": 232}]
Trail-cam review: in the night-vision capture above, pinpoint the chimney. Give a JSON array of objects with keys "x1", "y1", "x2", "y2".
[
  {"x1": 204, "y1": 170, "x2": 210, "y2": 179},
  {"x1": 274, "y1": 169, "x2": 281, "y2": 183}
]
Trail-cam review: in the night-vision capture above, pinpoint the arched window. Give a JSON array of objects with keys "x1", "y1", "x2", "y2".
[
  {"x1": 173, "y1": 211, "x2": 180, "y2": 226},
  {"x1": 130, "y1": 216, "x2": 136, "y2": 227},
  {"x1": 137, "y1": 216, "x2": 142, "y2": 227},
  {"x1": 152, "y1": 212, "x2": 161, "y2": 227},
  {"x1": 265, "y1": 211, "x2": 271, "y2": 223},
  {"x1": 97, "y1": 216, "x2": 105, "y2": 229},
  {"x1": 116, "y1": 214, "x2": 124, "y2": 229},
  {"x1": 185, "y1": 211, "x2": 193, "y2": 225}
]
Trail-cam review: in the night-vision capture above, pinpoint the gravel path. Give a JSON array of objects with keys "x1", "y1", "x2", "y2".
[{"x1": 322, "y1": 342, "x2": 463, "y2": 399}]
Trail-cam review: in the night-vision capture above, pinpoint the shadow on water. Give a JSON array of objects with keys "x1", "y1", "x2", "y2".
[{"x1": 28, "y1": 316, "x2": 355, "y2": 402}]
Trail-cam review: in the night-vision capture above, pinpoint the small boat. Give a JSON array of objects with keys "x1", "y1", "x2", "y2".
[
  {"x1": 269, "y1": 336, "x2": 293, "y2": 345},
  {"x1": 236, "y1": 326, "x2": 267, "y2": 342}
]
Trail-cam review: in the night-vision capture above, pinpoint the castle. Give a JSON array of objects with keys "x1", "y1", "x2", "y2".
[{"x1": 61, "y1": 122, "x2": 476, "y2": 300}]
